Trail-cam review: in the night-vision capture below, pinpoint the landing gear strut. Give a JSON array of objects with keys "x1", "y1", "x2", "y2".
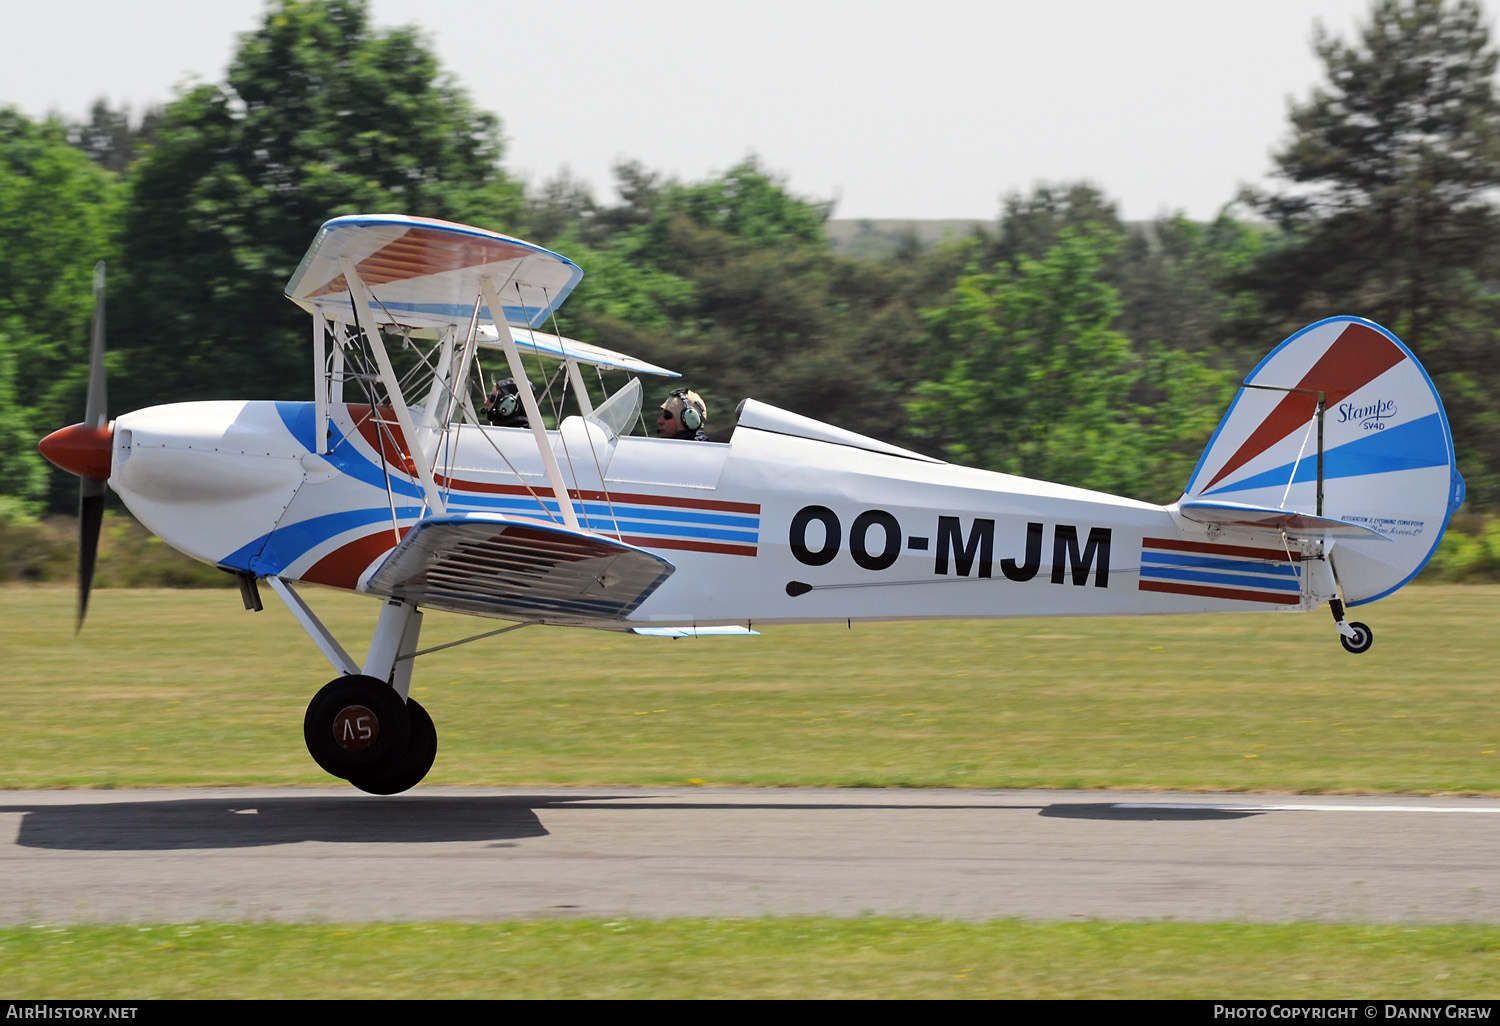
[
  {"x1": 1329, "y1": 599, "x2": 1373, "y2": 655},
  {"x1": 273, "y1": 586, "x2": 443, "y2": 794}
]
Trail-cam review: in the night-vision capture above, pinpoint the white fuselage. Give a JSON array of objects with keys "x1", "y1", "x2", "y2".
[{"x1": 109, "y1": 399, "x2": 1315, "y2": 627}]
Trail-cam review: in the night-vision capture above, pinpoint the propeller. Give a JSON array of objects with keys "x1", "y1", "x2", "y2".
[
  {"x1": 78, "y1": 262, "x2": 108, "y2": 630},
  {"x1": 38, "y1": 262, "x2": 112, "y2": 631}
]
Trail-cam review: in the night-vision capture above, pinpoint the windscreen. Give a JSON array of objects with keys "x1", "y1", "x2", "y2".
[{"x1": 588, "y1": 376, "x2": 643, "y2": 439}]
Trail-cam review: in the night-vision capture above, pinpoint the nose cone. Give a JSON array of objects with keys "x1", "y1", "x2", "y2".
[{"x1": 39, "y1": 422, "x2": 113, "y2": 480}]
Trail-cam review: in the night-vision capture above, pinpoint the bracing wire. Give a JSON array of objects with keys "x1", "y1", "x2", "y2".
[
  {"x1": 542, "y1": 285, "x2": 624, "y2": 539},
  {"x1": 512, "y1": 283, "x2": 587, "y2": 527},
  {"x1": 1280, "y1": 411, "x2": 1320, "y2": 511}
]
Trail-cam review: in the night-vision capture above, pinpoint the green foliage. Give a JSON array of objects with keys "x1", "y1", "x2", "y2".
[
  {"x1": 0, "y1": 339, "x2": 50, "y2": 517},
  {"x1": 554, "y1": 232, "x2": 697, "y2": 333},
  {"x1": 0, "y1": 109, "x2": 123, "y2": 510},
  {"x1": 1262, "y1": 0, "x2": 1499, "y2": 243},
  {"x1": 116, "y1": 0, "x2": 522, "y2": 412},
  {"x1": 5, "y1": 0, "x2": 1499, "y2": 529},
  {"x1": 1245, "y1": 0, "x2": 1500, "y2": 503},
  {"x1": 67, "y1": 99, "x2": 161, "y2": 174},
  {"x1": 1115, "y1": 212, "x2": 1268, "y2": 357},
  {"x1": 1422, "y1": 514, "x2": 1500, "y2": 580},
  {"x1": 980, "y1": 181, "x2": 1124, "y2": 268},
  {"x1": 0, "y1": 512, "x2": 227, "y2": 587},
  {"x1": 552, "y1": 159, "x2": 930, "y2": 443},
  {"x1": 910, "y1": 223, "x2": 1233, "y2": 501},
  {"x1": 663, "y1": 158, "x2": 833, "y2": 247},
  {"x1": 825, "y1": 219, "x2": 981, "y2": 261},
  {"x1": 0, "y1": 514, "x2": 73, "y2": 584}
]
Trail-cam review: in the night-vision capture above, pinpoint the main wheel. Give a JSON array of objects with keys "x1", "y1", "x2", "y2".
[
  {"x1": 304, "y1": 675, "x2": 411, "y2": 780},
  {"x1": 349, "y1": 697, "x2": 438, "y2": 795},
  {"x1": 1340, "y1": 621, "x2": 1374, "y2": 655}
]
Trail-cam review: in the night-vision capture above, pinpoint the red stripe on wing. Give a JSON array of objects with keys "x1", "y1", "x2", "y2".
[{"x1": 307, "y1": 225, "x2": 536, "y2": 298}]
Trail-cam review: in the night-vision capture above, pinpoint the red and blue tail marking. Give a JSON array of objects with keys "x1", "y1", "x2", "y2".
[{"x1": 1138, "y1": 537, "x2": 1302, "y2": 606}]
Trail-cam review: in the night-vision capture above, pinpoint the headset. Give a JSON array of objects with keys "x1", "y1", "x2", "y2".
[
  {"x1": 492, "y1": 391, "x2": 519, "y2": 419},
  {"x1": 486, "y1": 379, "x2": 522, "y2": 425},
  {"x1": 669, "y1": 389, "x2": 704, "y2": 431}
]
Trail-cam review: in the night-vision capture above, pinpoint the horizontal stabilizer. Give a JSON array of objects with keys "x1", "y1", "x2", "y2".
[
  {"x1": 1178, "y1": 500, "x2": 1391, "y2": 541},
  {"x1": 631, "y1": 626, "x2": 760, "y2": 638},
  {"x1": 363, "y1": 513, "x2": 674, "y2": 626}
]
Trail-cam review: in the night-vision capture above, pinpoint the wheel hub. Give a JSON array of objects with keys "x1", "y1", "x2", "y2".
[{"x1": 332, "y1": 704, "x2": 379, "y2": 751}]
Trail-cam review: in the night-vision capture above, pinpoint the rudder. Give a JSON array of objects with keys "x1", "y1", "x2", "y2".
[{"x1": 1181, "y1": 316, "x2": 1464, "y2": 605}]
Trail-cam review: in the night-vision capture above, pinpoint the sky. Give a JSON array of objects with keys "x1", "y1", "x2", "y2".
[{"x1": 2, "y1": 0, "x2": 1447, "y2": 222}]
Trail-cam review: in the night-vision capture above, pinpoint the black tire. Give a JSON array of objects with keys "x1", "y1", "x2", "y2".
[
  {"x1": 1340, "y1": 621, "x2": 1374, "y2": 655},
  {"x1": 303, "y1": 675, "x2": 411, "y2": 780},
  {"x1": 350, "y1": 697, "x2": 438, "y2": 796}
]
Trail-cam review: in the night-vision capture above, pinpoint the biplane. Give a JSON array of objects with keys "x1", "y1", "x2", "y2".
[{"x1": 39, "y1": 215, "x2": 1466, "y2": 794}]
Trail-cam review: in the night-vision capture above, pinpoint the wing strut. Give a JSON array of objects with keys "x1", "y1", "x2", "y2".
[
  {"x1": 1242, "y1": 383, "x2": 1327, "y2": 516},
  {"x1": 312, "y1": 315, "x2": 328, "y2": 454},
  {"x1": 339, "y1": 256, "x2": 448, "y2": 516},
  {"x1": 564, "y1": 358, "x2": 595, "y2": 416},
  {"x1": 264, "y1": 576, "x2": 360, "y2": 677},
  {"x1": 479, "y1": 275, "x2": 580, "y2": 530}
]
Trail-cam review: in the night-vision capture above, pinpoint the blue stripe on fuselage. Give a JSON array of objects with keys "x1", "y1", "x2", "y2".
[
  {"x1": 1139, "y1": 564, "x2": 1302, "y2": 592},
  {"x1": 1140, "y1": 550, "x2": 1300, "y2": 578}
]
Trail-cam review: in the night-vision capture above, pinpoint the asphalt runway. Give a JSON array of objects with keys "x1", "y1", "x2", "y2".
[{"x1": 2, "y1": 787, "x2": 1498, "y2": 924}]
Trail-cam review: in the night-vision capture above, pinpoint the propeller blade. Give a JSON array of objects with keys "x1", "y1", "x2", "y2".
[
  {"x1": 76, "y1": 262, "x2": 107, "y2": 630},
  {"x1": 85, "y1": 262, "x2": 106, "y2": 430},
  {"x1": 78, "y1": 484, "x2": 104, "y2": 632}
]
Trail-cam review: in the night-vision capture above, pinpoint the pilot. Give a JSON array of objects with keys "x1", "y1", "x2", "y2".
[
  {"x1": 657, "y1": 388, "x2": 709, "y2": 441},
  {"x1": 483, "y1": 377, "x2": 528, "y2": 428}
]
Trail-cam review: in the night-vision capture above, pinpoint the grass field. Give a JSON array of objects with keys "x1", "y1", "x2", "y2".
[
  {"x1": 5, "y1": 584, "x2": 1498, "y2": 792},
  {"x1": 5, "y1": 919, "x2": 1500, "y2": 999},
  {"x1": 6, "y1": 583, "x2": 1500, "y2": 998}
]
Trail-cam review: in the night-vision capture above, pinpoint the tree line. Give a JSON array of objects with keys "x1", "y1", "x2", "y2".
[{"x1": 4, "y1": 0, "x2": 1499, "y2": 520}]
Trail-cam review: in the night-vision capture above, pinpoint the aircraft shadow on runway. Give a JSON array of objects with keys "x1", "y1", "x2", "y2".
[
  {"x1": 0, "y1": 795, "x2": 1261, "y2": 851},
  {"x1": 1039, "y1": 804, "x2": 1263, "y2": 821},
  {"x1": 0, "y1": 796, "x2": 559, "y2": 850}
]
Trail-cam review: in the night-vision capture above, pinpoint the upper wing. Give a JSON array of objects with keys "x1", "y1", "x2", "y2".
[
  {"x1": 362, "y1": 513, "x2": 675, "y2": 626},
  {"x1": 285, "y1": 214, "x2": 583, "y2": 330},
  {"x1": 477, "y1": 326, "x2": 678, "y2": 377}
]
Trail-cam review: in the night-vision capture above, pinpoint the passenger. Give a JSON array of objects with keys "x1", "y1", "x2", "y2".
[
  {"x1": 657, "y1": 388, "x2": 709, "y2": 441},
  {"x1": 483, "y1": 377, "x2": 528, "y2": 427}
]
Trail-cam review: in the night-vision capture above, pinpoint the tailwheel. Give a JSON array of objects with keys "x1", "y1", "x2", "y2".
[
  {"x1": 1339, "y1": 621, "x2": 1374, "y2": 655},
  {"x1": 304, "y1": 675, "x2": 411, "y2": 780},
  {"x1": 349, "y1": 697, "x2": 438, "y2": 795}
]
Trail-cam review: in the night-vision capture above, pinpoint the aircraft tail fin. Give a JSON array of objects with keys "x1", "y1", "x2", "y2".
[{"x1": 1179, "y1": 316, "x2": 1464, "y2": 606}]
